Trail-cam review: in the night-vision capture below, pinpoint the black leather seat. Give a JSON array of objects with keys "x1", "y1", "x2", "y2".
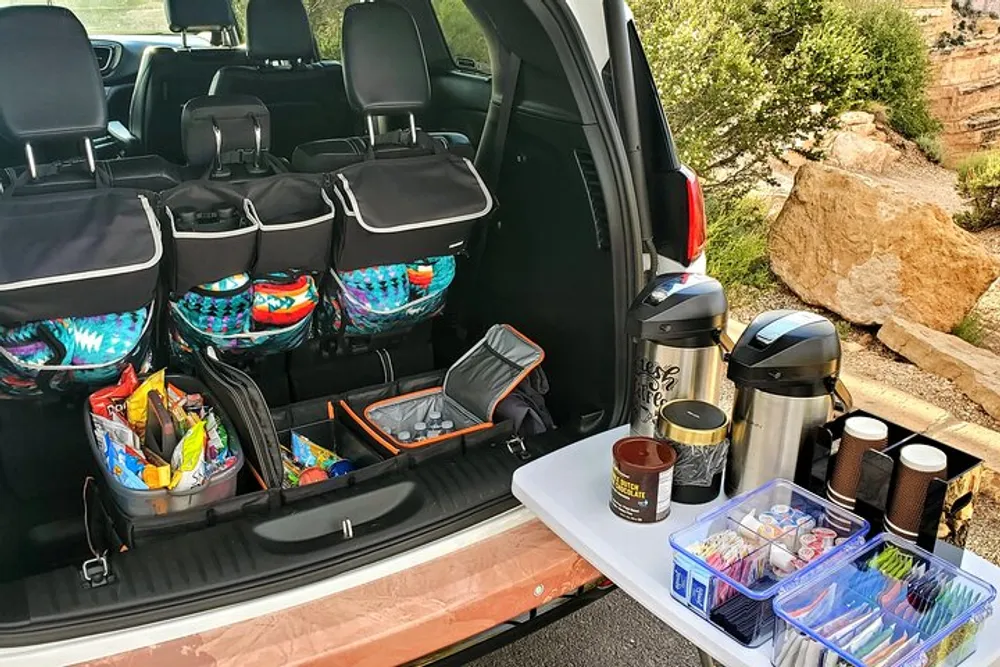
[
  {"x1": 290, "y1": 2, "x2": 473, "y2": 173},
  {"x1": 0, "y1": 6, "x2": 181, "y2": 196},
  {"x1": 129, "y1": 0, "x2": 246, "y2": 164},
  {"x1": 211, "y1": 0, "x2": 353, "y2": 159}
]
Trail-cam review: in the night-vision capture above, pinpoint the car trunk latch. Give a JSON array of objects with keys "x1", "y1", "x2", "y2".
[
  {"x1": 80, "y1": 553, "x2": 113, "y2": 589},
  {"x1": 506, "y1": 435, "x2": 530, "y2": 461}
]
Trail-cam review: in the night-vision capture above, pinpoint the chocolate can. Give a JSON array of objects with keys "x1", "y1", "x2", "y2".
[{"x1": 610, "y1": 436, "x2": 677, "y2": 523}]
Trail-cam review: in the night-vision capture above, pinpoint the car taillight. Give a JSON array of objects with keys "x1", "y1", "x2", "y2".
[{"x1": 681, "y1": 165, "x2": 707, "y2": 264}]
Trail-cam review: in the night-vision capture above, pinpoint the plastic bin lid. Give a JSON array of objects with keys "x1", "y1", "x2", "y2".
[
  {"x1": 626, "y1": 273, "x2": 728, "y2": 344},
  {"x1": 773, "y1": 532, "x2": 997, "y2": 667},
  {"x1": 669, "y1": 479, "x2": 870, "y2": 601},
  {"x1": 727, "y1": 310, "x2": 841, "y2": 393}
]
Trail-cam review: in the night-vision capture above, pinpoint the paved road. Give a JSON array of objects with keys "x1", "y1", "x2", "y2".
[{"x1": 468, "y1": 590, "x2": 702, "y2": 667}]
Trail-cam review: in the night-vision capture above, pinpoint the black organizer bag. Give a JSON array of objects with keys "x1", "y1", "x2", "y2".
[
  {"x1": 0, "y1": 186, "x2": 161, "y2": 324},
  {"x1": 243, "y1": 172, "x2": 336, "y2": 276},
  {"x1": 160, "y1": 180, "x2": 256, "y2": 295},
  {"x1": 331, "y1": 134, "x2": 494, "y2": 271}
]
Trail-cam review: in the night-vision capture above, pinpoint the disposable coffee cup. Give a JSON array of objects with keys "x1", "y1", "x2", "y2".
[
  {"x1": 827, "y1": 416, "x2": 889, "y2": 511},
  {"x1": 885, "y1": 443, "x2": 947, "y2": 541}
]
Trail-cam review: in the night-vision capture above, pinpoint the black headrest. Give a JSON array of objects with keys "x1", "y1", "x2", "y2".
[
  {"x1": 342, "y1": 3, "x2": 430, "y2": 115},
  {"x1": 166, "y1": 0, "x2": 235, "y2": 32},
  {"x1": 182, "y1": 95, "x2": 271, "y2": 167},
  {"x1": 246, "y1": 0, "x2": 316, "y2": 62},
  {"x1": 0, "y1": 6, "x2": 106, "y2": 145}
]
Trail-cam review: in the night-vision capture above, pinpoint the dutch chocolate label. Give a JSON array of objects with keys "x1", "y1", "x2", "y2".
[{"x1": 610, "y1": 461, "x2": 673, "y2": 522}]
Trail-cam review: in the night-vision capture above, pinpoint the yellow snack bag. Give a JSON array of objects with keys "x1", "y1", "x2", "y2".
[
  {"x1": 126, "y1": 370, "x2": 166, "y2": 436},
  {"x1": 169, "y1": 420, "x2": 207, "y2": 491}
]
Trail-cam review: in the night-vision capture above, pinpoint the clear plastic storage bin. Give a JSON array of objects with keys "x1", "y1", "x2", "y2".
[
  {"x1": 772, "y1": 533, "x2": 996, "y2": 667},
  {"x1": 85, "y1": 375, "x2": 245, "y2": 517},
  {"x1": 669, "y1": 479, "x2": 870, "y2": 646}
]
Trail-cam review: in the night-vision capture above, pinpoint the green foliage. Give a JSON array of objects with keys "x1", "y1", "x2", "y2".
[
  {"x1": 841, "y1": 0, "x2": 940, "y2": 139},
  {"x1": 634, "y1": 0, "x2": 865, "y2": 202},
  {"x1": 432, "y1": 0, "x2": 490, "y2": 72},
  {"x1": 916, "y1": 133, "x2": 943, "y2": 163},
  {"x1": 953, "y1": 313, "x2": 986, "y2": 346},
  {"x1": 957, "y1": 151, "x2": 1000, "y2": 231},
  {"x1": 704, "y1": 196, "x2": 775, "y2": 292}
]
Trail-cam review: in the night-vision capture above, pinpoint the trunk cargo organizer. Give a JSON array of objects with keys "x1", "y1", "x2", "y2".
[
  {"x1": 0, "y1": 188, "x2": 162, "y2": 397},
  {"x1": 341, "y1": 324, "x2": 543, "y2": 452}
]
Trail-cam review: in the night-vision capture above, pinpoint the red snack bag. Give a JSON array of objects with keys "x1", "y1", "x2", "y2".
[{"x1": 89, "y1": 366, "x2": 139, "y2": 420}]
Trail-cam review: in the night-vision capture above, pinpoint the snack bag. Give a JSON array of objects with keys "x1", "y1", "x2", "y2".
[
  {"x1": 166, "y1": 383, "x2": 190, "y2": 434},
  {"x1": 170, "y1": 420, "x2": 207, "y2": 492},
  {"x1": 205, "y1": 412, "x2": 229, "y2": 463},
  {"x1": 103, "y1": 433, "x2": 149, "y2": 491},
  {"x1": 127, "y1": 369, "x2": 166, "y2": 436},
  {"x1": 90, "y1": 365, "x2": 139, "y2": 420},
  {"x1": 92, "y1": 413, "x2": 140, "y2": 450},
  {"x1": 141, "y1": 448, "x2": 172, "y2": 489}
]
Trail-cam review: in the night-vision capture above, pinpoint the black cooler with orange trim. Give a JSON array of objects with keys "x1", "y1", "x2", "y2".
[{"x1": 341, "y1": 324, "x2": 544, "y2": 453}]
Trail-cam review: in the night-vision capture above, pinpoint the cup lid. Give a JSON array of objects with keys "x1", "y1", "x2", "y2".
[
  {"x1": 900, "y1": 443, "x2": 948, "y2": 474},
  {"x1": 613, "y1": 437, "x2": 676, "y2": 471},
  {"x1": 843, "y1": 416, "x2": 889, "y2": 442}
]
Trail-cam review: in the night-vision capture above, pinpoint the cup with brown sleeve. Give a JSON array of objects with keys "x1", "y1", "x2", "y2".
[
  {"x1": 885, "y1": 443, "x2": 948, "y2": 542},
  {"x1": 826, "y1": 416, "x2": 889, "y2": 512}
]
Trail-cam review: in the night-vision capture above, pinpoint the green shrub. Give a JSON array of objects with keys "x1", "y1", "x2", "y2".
[
  {"x1": 704, "y1": 196, "x2": 775, "y2": 292},
  {"x1": 953, "y1": 313, "x2": 986, "y2": 346},
  {"x1": 956, "y1": 151, "x2": 1000, "y2": 230},
  {"x1": 634, "y1": 0, "x2": 865, "y2": 203},
  {"x1": 841, "y1": 0, "x2": 940, "y2": 139},
  {"x1": 915, "y1": 133, "x2": 944, "y2": 163}
]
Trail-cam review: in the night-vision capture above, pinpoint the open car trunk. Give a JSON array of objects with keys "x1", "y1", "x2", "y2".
[{"x1": 0, "y1": 124, "x2": 628, "y2": 643}]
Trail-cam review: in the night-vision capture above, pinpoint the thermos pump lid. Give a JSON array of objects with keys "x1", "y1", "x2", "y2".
[
  {"x1": 626, "y1": 273, "x2": 728, "y2": 345},
  {"x1": 727, "y1": 310, "x2": 842, "y2": 394}
]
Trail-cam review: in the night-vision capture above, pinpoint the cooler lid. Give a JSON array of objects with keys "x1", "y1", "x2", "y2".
[
  {"x1": 626, "y1": 273, "x2": 727, "y2": 343},
  {"x1": 727, "y1": 310, "x2": 841, "y2": 389}
]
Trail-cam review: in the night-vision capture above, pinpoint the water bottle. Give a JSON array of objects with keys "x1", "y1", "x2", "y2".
[{"x1": 413, "y1": 422, "x2": 428, "y2": 441}]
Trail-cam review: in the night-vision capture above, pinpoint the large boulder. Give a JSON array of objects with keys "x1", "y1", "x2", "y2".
[
  {"x1": 770, "y1": 163, "x2": 1000, "y2": 331},
  {"x1": 825, "y1": 131, "x2": 900, "y2": 173},
  {"x1": 878, "y1": 316, "x2": 1000, "y2": 420}
]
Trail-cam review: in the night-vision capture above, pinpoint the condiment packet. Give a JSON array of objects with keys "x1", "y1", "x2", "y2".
[
  {"x1": 169, "y1": 420, "x2": 207, "y2": 491},
  {"x1": 127, "y1": 369, "x2": 166, "y2": 436}
]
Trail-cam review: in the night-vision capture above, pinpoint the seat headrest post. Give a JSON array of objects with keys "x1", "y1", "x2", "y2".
[
  {"x1": 252, "y1": 116, "x2": 263, "y2": 172},
  {"x1": 409, "y1": 114, "x2": 418, "y2": 146},
  {"x1": 83, "y1": 137, "x2": 96, "y2": 174},
  {"x1": 24, "y1": 143, "x2": 37, "y2": 181},
  {"x1": 181, "y1": 29, "x2": 188, "y2": 49},
  {"x1": 211, "y1": 119, "x2": 231, "y2": 178},
  {"x1": 366, "y1": 116, "x2": 377, "y2": 147}
]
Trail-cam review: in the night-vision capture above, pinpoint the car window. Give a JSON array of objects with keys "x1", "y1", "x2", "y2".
[
  {"x1": 1, "y1": 0, "x2": 168, "y2": 35},
  {"x1": 431, "y1": 0, "x2": 491, "y2": 74}
]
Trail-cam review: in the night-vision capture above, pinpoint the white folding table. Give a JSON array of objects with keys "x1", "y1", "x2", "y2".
[{"x1": 512, "y1": 426, "x2": 1000, "y2": 667}]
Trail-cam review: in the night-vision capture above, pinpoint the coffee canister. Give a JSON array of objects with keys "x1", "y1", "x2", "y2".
[
  {"x1": 656, "y1": 399, "x2": 729, "y2": 504},
  {"x1": 610, "y1": 437, "x2": 677, "y2": 522}
]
